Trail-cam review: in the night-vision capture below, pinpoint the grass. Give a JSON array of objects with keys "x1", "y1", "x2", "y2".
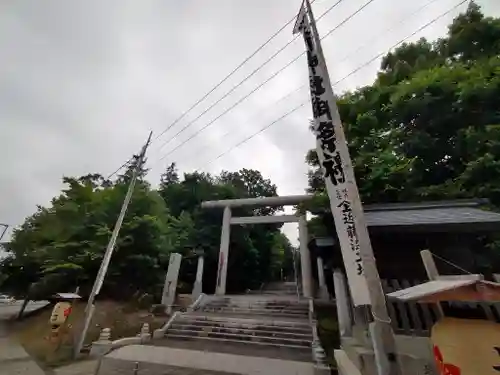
[{"x1": 9, "y1": 299, "x2": 169, "y2": 368}]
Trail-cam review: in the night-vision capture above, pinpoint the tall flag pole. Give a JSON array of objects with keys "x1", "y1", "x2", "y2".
[{"x1": 294, "y1": 1, "x2": 402, "y2": 374}]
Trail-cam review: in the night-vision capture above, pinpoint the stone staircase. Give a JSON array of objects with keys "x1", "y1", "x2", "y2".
[
  {"x1": 97, "y1": 284, "x2": 321, "y2": 375},
  {"x1": 200, "y1": 296, "x2": 309, "y2": 320},
  {"x1": 156, "y1": 295, "x2": 313, "y2": 362},
  {"x1": 247, "y1": 281, "x2": 299, "y2": 296}
]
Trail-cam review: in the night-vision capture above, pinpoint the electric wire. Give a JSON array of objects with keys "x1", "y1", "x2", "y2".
[
  {"x1": 195, "y1": 0, "x2": 469, "y2": 170},
  {"x1": 154, "y1": 0, "x2": 346, "y2": 155},
  {"x1": 105, "y1": 0, "x2": 323, "y2": 179},
  {"x1": 156, "y1": 0, "x2": 440, "y2": 165},
  {"x1": 183, "y1": 0, "x2": 443, "y2": 163},
  {"x1": 152, "y1": 0, "x2": 319, "y2": 143},
  {"x1": 155, "y1": 0, "x2": 378, "y2": 163}
]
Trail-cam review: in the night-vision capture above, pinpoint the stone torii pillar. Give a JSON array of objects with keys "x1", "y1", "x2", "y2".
[
  {"x1": 162, "y1": 252, "x2": 182, "y2": 314},
  {"x1": 298, "y1": 215, "x2": 313, "y2": 298},
  {"x1": 215, "y1": 206, "x2": 231, "y2": 295},
  {"x1": 192, "y1": 251, "x2": 205, "y2": 299}
]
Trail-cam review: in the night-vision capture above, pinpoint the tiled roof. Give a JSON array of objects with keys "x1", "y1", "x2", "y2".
[
  {"x1": 364, "y1": 201, "x2": 500, "y2": 228},
  {"x1": 317, "y1": 200, "x2": 500, "y2": 232}
]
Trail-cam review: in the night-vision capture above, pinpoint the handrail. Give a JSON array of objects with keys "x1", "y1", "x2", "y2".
[
  {"x1": 152, "y1": 310, "x2": 181, "y2": 339},
  {"x1": 189, "y1": 293, "x2": 205, "y2": 312},
  {"x1": 308, "y1": 298, "x2": 314, "y2": 324}
]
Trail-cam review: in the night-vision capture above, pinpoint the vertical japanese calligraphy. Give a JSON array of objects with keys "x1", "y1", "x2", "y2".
[{"x1": 295, "y1": 6, "x2": 370, "y2": 305}]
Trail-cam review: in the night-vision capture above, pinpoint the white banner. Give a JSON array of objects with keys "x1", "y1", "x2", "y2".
[{"x1": 295, "y1": 7, "x2": 371, "y2": 306}]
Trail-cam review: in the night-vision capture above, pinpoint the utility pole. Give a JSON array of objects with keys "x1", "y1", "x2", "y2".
[
  {"x1": 296, "y1": 1, "x2": 402, "y2": 374},
  {"x1": 73, "y1": 132, "x2": 152, "y2": 358}
]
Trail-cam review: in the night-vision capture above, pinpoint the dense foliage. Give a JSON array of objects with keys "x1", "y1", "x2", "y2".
[
  {"x1": 0, "y1": 162, "x2": 295, "y2": 299},
  {"x1": 306, "y1": 2, "x2": 500, "y2": 210}
]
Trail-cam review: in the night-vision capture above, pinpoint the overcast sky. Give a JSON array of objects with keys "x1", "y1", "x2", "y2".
[{"x1": 1, "y1": 0, "x2": 499, "y2": 246}]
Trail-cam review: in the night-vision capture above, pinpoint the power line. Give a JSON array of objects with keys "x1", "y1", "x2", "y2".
[
  {"x1": 200, "y1": 103, "x2": 307, "y2": 169},
  {"x1": 181, "y1": 0, "x2": 444, "y2": 164},
  {"x1": 154, "y1": 0, "x2": 377, "y2": 163},
  {"x1": 154, "y1": 37, "x2": 301, "y2": 153},
  {"x1": 153, "y1": 85, "x2": 307, "y2": 167},
  {"x1": 108, "y1": 0, "x2": 455, "y2": 179},
  {"x1": 105, "y1": 0, "x2": 323, "y2": 180},
  {"x1": 106, "y1": 159, "x2": 132, "y2": 180},
  {"x1": 151, "y1": 0, "x2": 319, "y2": 144},
  {"x1": 196, "y1": 0, "x2": 469, "y2": 170},
  {"x1": 153, "y1": 0, "x2": 450, "y2": 170},
  {"x1": 154, "y1": 0, "x2": 346, "y2": 155}
]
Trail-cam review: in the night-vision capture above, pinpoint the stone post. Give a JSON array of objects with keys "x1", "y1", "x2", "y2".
[
  {"x1": 298, "y1": 215, "x2": 313, "y2": 298},
  {"x1": 138, "y1": 323, "x2": 151, "y2": 343},
  {"x1": 316, "y1": 256, "x2": 329, "y2": 300},
  {"x1": 162, "y1": 252, "x2": 182, "y2": 314},
  {"x1": 192, "y1": 253, "x2": 204, "y2": 299},
  {"x1": 90, "y1": 328, "x2": 112, "y2": 357},
  {"x1": 333, "y1": 269, "x2": 353, "y2": 337},
  {"x1": 216, "y1": 206, "x2": 231, "y2": 295}
]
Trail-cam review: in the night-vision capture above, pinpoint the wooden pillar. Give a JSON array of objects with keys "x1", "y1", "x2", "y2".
[{"x1": 420, "y1": 249, "x2": 444, "y2": 318}]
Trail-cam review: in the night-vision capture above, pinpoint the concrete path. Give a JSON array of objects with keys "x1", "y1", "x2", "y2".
[
  {"x1": 100, "y1": 344, "x2": 315, "y2": 375},
  {"x1": 0, "y1": 301, "x2": 52, "y2": 375},
  {"x1": 52, "y1": 360, "x2": 99, "y2": 375},
  {"x1": 0, "y1": 324, "x2": 45, "y2": 375}
]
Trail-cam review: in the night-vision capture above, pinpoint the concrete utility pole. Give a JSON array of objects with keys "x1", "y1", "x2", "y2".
[
  {"x1": 301, "y1": 1, "x2": 402, "y2": 374},
  {"x1": 73, "y1": 132, "x2": 152, "y2": 358}
]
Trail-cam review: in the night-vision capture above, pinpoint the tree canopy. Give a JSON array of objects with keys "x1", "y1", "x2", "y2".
[
  {"x1": 306, "y1": 2, "x2": 500, "y2": 210},
  {"x1": 0, "y1": 162, "x2": 295, "y2": 299}
]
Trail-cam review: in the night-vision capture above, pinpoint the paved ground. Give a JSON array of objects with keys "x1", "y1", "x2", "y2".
[
  {"x1": 0, "y1": 300, "x2": 53, "y2": 375},
  {"x1": 52, "y1": 360, "x2": 99, "y2": 375},
  {"x1": 0, "y1": 321, "x2": 45, "y2": 375},
  {"x1": 155, "y1": 336, "x2": 312, "y2": 362},
  {"x1": 99, "y1": 345, "x2": 315, "y2": 375},
  {"x1": 0, "y1": 300, "x2": 50, "y2": 319}
]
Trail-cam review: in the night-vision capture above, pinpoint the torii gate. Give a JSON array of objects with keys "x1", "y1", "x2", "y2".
[{"x1": 201, "y1": 194, "x2": 315, "y2": 297}]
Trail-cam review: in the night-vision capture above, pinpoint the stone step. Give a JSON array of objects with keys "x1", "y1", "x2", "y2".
[
  {"x1": 203, "y1": 303, "x2": 308, "y2": 311},
  {"x1": 203, "y1": 296, "x2": 308, "y2": 307},
  {"x1": 201, "y1": 306, "x2": 308, "y2": 315},
  {"x1": 174, "y1": 318, "x2": 312, "y2": 334},
  {"x1": 200, "y1": 310, "x2": 309, "y2": 320},
  {"x1": 170, "y1": 323, "x2": 312, "y2": 339},
  {"x1": 165, "y1": 330, "x2": 311, "y2": 348},
  {"x1": 178, "y1": 314, "x2": 313, "y2": 330},
  {"x1": 201, "y1": 305, "x2": 309, "y2": 316},
  {"x1": 202, "y1": 306, "x2": 308, "y2": 314}
]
